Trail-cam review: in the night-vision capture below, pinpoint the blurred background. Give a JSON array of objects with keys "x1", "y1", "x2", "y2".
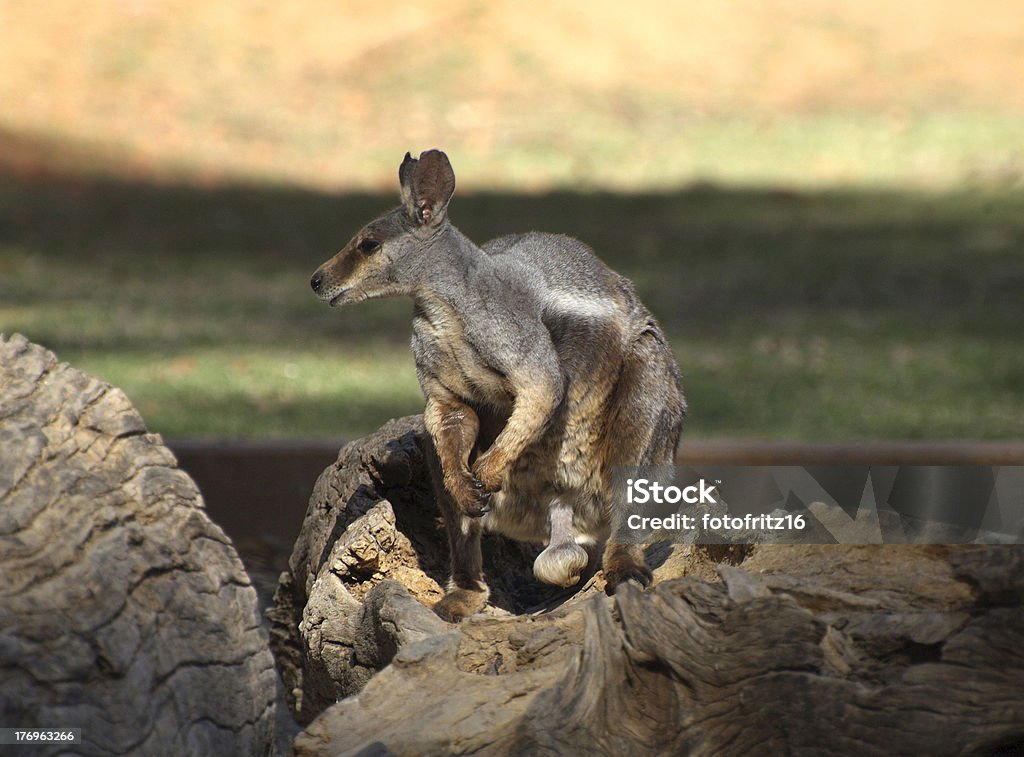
[{"x1": 2, "y1": 0, "x2": 1023, "y2": 443}]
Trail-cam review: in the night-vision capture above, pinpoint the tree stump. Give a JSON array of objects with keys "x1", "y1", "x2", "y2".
[
  {"x1": 272, "y1": 415, "x2": 1024, "y2": 756},
  {"x1": 0, "y1": 334, "x2": 279, "y2": 756},
  {"x1": 268, "y1": 415, "x2": 584, "y2": 725}
]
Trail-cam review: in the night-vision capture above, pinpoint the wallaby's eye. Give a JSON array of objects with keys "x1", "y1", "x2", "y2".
[{"x1": 357, "y1": 238, "x2": 381, "y2": 254}]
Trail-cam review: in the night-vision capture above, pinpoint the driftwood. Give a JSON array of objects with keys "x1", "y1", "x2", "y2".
[
  {"x1": 0, "y1": 334, "x2": 280, "y2": 756},
  {"x1": 273, "y1": 415, "x2": 1024, "y2": 756}
]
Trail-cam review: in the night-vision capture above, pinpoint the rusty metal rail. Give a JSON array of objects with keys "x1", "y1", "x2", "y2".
[
  {"x1": 165, "y1": 438, "x2": 1024, "y2": 555},
  {"x1": 674, "y1": 441, "x2": 1024, "y2": 466}
]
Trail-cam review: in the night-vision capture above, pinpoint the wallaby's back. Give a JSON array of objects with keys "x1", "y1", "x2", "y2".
[
  {"x1": 482, "y1": 231, "x2": 677, "y2": 390},
  {"x1": 482, "y1": 231, "x2": 636, "y2": 310}
]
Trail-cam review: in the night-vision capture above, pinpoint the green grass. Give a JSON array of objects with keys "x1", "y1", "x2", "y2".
[
  {"x1": 63, "y1": 347, "x2": 424, "y2": 438},
  {"x1": 2, "y1": 177, "x2": 1022, "y2": 440},
  {"x1": 680, "y1": 332, "x2": 1024, "y2": 440}
]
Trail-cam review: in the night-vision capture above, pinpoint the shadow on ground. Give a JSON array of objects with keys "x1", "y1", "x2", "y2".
[{"x1": 2, "y1": 127, "x2": 1023, "y2": 440}]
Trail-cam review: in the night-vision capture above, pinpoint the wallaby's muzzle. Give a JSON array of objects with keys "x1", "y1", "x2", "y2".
[
  {"x1": 309, "y1": 267, "x2": 347, "y2": 305},
  {"x1": 310, "y1": 247, "x2": 367, "y2": 305}
]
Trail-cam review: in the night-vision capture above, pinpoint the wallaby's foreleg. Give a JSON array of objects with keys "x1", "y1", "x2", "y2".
[
  {"x1": 533, "y1": 501, "x2": 590, "y2": 587},
  {"x1": 423, "y1": 384, "x2": 491, "y2": 517},
  {"x1": 472, "y1": 377, "x2": 563, "y2": 492}
]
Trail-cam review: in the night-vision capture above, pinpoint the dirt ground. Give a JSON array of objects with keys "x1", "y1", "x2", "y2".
[{"x1": 1, "y1": 0, "x2": 1022, "y2": 189}]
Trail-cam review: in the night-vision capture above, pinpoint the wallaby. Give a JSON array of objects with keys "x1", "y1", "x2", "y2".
[{"x1": 311, "y1": 150, "x2": 685, "y2": 621}]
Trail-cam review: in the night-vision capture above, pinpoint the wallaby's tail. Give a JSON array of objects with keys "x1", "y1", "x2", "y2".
[{"x1": 603, "y1": 317, "x2": 686, "y2": 471}]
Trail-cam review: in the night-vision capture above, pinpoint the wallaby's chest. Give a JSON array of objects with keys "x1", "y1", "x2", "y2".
[{"x1": 412, "y1": 303, "x2": 513, "y2": 409}]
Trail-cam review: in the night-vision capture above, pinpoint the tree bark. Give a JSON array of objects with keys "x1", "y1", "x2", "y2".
[
  {"x1": 0, "y1": 334, "x2": 280, "y2": 756},
  {"x1": 273, "y1": 414, "x2": 1024, "y2": 756}
]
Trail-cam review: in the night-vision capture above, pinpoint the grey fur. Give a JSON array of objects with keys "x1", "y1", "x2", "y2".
[{"x1": 312, "y1": 150, "x2": 686, "y2": 620}]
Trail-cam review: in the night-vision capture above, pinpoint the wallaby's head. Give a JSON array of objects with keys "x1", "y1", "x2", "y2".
[{"x1": 310, "y1": 149, "x2": 456, "y2": 306}]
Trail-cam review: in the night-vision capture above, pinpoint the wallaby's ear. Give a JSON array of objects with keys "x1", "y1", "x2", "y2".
[
  {"x1": 399, "y1": 149, "x2": 455, "y2": 226},
  {"x1": 399, "y1": 152, "x2": 417, "y2": 211}
]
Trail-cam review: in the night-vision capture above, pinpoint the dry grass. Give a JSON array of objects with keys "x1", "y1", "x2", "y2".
[{"x1": 1, "y1": 0, "x2": 1022, "y2": 190}]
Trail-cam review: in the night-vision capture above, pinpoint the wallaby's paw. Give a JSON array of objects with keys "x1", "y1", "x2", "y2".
[
  {"x1": 470, "y1": 452, "x2": 505, "y2": 494},
  {"x1": 448, "y1": 475, "x2": 492, "y2": 518},
  {"x1": 603, "y1": 563, "x2": 654, "y2": 595},
  {"x1": 533, "y1": 542, "x2": 590, "y2": 587},
  {"x1": 433, "y1": 588, "x2": 489, "y2": 622}
]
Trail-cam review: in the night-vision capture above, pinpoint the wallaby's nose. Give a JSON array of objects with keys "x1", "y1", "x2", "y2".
[{"x1": 310, "y1": 269, "x2": 325, "y2": 294}]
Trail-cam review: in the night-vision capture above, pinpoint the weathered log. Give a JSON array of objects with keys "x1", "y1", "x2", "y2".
[
  {"x1": 268, "y1": 415, "x2": 584, "y2": 725},
  {"x1": 274, "y1": 416, "x2": 1024, "y2": 756},
  {"x1": 0, "y1": 334, "x2": 280, "y2": 756}
]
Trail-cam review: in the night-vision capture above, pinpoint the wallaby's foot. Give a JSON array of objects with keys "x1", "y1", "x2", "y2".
[
  {"x1": 602, "y1": 543, "x2": 653, "y2": 594},
  {"x1": 533, "y1": 541, "x2": 590, "y2": 587},
  {"x1": 433, "y1": 587, "x2": 489, "y2": 622},
  {"x1": 603, "y1": 563, "x2": 653, "y2": 594}
]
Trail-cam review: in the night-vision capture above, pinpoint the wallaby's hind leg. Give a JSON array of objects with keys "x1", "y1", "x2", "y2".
[
  {"x1": 425, "y1": 431, "x2": 490, "y2": 621},
  {"x1": 602, "y1": 325, "x2": 686, "y2": 595},
  {"x1": 602, "y1": 543, "x2": 652, "y2": 592},
  {"x1": 433, "y1": 510, "x2": 489, "y2": 622},
  {"x1": 533, "y1": 501, "x2": 589, "y2": 587}
]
